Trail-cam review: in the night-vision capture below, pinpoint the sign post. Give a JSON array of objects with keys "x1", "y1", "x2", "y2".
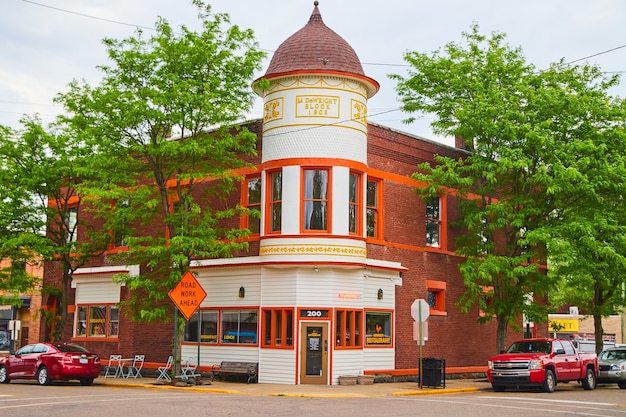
[
  {"x1": 168, "y1": 271, "x2": 207, "y2": 375},
  {"x1": 411, "y1": 299, "x2": 430, "y2": 388}
]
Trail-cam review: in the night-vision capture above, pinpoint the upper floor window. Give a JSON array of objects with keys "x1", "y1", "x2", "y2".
[
  {"x1": 245, "y1": 176, "x2": 261, "y2": 235},
  {"x1": 64, "y1": 207, "x2": 78, "y2": 243},
  {"x1": 113, "y1": 199, "x2": 130, "y2": 247},
  {"x1": 348, "y1": 172, "x2": 362, "y2": 235},
  {"x1": 425, "y1": 196, "x2": 441, "y2": 247},
  {"x1": 267, "y1": 170, "x2": 282, "y2": 233},
  {"x1": 303, "y1": 169, "x2": 329, "y2": 231},
  {"x1": 366, "y1": 179, "x2": 381, "y2": 239}
]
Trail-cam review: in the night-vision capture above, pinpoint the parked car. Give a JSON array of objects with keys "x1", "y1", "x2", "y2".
[
  {"x1": 487, "y1": 338, "x2": 598, "y2": 393},
  {"x1": 597, "y1": 347, "x2": 626, "y2": 389},
  {"x1": 0, "y1": 331, "x2": 9, "y2": 350},
  {"x1": 0, "y1": 342, "x2": 101, "y2": 386}
]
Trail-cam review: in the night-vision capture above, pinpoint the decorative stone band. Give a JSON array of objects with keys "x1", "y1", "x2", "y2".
[{"x1": 260, "y1": 243, "x2": 366, "y2": 258}]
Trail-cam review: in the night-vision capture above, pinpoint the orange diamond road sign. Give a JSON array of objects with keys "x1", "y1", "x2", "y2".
[{"x1": 168, "y1": 271, "x2": 207, "y2": 321}]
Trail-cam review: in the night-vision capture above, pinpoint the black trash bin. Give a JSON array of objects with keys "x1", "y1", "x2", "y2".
[{"x1": 420, "y1": 357, "x2": 446, "y2": 388}]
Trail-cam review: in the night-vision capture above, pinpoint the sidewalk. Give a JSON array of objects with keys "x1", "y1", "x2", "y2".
[{"x1": 96, "y1": 376, "x2": 491, "y2": 398}]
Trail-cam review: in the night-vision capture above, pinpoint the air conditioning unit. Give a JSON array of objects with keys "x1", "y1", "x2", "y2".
[{"x1": 569, "y1": 306, "x2": 579, "y2": 316}]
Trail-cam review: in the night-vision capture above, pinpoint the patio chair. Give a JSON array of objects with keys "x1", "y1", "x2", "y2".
[
  {"x1": 104, "y1": 355, "x2": 122, "y2": 378},
  {"x1": 156, "y1": 355, "x2": 173, "y2": 382},
  {"x1": 126, "y1": 354, "x2": 145, "y2": 378}
]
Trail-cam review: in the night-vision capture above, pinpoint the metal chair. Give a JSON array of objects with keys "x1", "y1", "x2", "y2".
[
  {"x1": 156, "y1": 355, "x2": 173, "y2": 382},
  {"x1": 126, "y1": 354, "x2": 145, "y2": 378},
  {"x1": 104, "y1": 355, "x2": 122, "y2": 378}
]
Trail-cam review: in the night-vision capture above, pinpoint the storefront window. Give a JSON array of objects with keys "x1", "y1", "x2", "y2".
[
  {"x1": 336, "y1": 309, "x2": 362, "y2": 348},
  {"x1": 262, "y1": 308, "x2": 293, "y2": 348},
  {"x1": 221, "y1": 310, "x2": 258, "y2": 344},
  {"x1": 184, "y1": 310, "x2": 218, "y2": 343},
  {"x1": 365, "y1": 311, "x2": 392, "y2": 346}
]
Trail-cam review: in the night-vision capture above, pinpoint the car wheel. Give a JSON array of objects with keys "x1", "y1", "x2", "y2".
[
  {"x1": 37, "y1": 366, "x2": 51, "y2": 385},
  {"x1": 618, "y1": 380, "x2": 626, "y2": 389},
  {"x1": 582, "y1": 367, "x2": 596, "y2": 390},
  {"x1": 542, "y1": 369, "x2": 556, "y2": 393},
  {"x1": 0, "y1": 366, "x2": 10, "y2": 384},
  {"x1": 79, "y1": 378, "x2": 94, "y2": 386},
  {"x1": 492, "y1": 384, "x2": 506, "y2": 392}
]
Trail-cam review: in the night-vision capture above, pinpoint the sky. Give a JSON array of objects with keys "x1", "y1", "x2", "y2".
[{"x1": 2, "y1": 0, "x2": 626, "y2": 146}]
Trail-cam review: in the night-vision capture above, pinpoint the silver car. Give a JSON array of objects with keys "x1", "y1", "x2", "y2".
[{"x1": 597, "y1": 347, "x2": 626, "y2": 389}]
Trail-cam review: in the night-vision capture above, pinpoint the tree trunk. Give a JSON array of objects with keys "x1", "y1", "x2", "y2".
[
  {"x1": 594, "y1": 312, "x2": 604, "y2": 355},
  {"x1": 496, "y1": 314, "x2": 508, "y2": 353}
]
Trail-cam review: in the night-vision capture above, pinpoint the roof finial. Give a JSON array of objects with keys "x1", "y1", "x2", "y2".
[{"x1": 314, "y1": 1, "x2": 319, "y2": 6}]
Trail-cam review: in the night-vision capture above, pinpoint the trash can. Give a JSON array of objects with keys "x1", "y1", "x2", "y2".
[{"x1": 420, "y1": 357, "x2": 446, "y2": 388}]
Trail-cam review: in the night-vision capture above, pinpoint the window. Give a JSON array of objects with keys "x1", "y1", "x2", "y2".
[
  {"x1": 183, "y1": 309, "x2": 258, "y2": 345},
  {"x1": 113, "y1": 199, "x2": 130, "y2": 247},
  {"x1": 65, "y1": 207, "x2": 78, "y2": 243},
  {"x1": 75, "y1": 304, "x2": 119, "y2": 338},
  {"x1": 245, "y1": 176, "x2": 262, "y2": 235},
  {"x1": 185, "y1": 310, "x2": 218, "y2": 343},
  {"x1": 425, "y1": 196, "x2": 440, "y2": 247},
  {"x1": 336, "y1": 309, "x2": 362, "y2": 348},
  {"x1": 303, "y1": 169, "x2": 329, "y2": 231},
  {"x1": 426, "y1": 280, "x2": 446, "y2": 315},
  {"x1": 267, "y1": 170, "x2": 282, "y2": 233},
  {"x1": 262, "y1": 308, "x2": 293, "y2": 348},
  {"x1": 366, "y1": 179, "x2": 381, "y2": 238},
  {"x1": 348, "y1": 172, "x2": 362, "y2": 235},
  {"x1": 221, "y1": 310, "x2": 258, "y2": 344},
  {"x1": 365, "y1": 311, "x2": 392, "y2": 346}
]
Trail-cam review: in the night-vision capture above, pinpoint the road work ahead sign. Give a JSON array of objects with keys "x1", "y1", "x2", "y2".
[{"x1": 168, "y1": 271, "x2": 207, "y2": 320}]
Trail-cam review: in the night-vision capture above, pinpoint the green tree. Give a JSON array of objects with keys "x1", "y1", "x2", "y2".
[
  {"x1": 392, "y1": 24, "x2": 626, "y2": 353},
  {"x1": 0, "y1": 117, "x2": 111, "y2": 340},
  {"x1": 55, "y1": 0, "x2": 264, "y2": 373}
]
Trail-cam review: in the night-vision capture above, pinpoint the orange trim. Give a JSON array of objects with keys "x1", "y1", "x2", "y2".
[
  {"x1": 364, "y1": 366, "x2": 487, "y2": 376},
  {"x1": 262, "y1": 157, "x2": 367, "y2": 172}
]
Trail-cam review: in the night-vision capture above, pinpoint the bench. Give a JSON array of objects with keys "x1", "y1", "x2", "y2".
[{"x1": 211, "y1": 361, "x2": 258, "y2": 383}]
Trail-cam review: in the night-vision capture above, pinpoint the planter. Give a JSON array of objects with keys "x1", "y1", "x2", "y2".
[
  {"x1": 338, "y1": 375, "x2": 357, "y2": 385},
  {"x1": 357, "y1": 375, "x2": 375, "y2": 385}
]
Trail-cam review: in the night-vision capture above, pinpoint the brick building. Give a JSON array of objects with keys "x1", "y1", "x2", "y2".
[{"x1": 40, "y1": 2, "x2": 531, "y2": 384}]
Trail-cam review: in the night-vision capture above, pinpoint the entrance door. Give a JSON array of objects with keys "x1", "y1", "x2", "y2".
[{"x1": 299, "y1": 322, "x2": 328, "y2": 384}]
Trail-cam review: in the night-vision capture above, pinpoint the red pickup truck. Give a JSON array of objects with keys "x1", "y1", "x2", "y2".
[{"x1": 487, "y1": 338, "x2": 598, "y2": 393}]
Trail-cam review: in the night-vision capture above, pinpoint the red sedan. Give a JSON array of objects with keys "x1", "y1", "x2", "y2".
[{"x1": 0, "y1": 342, "x2": 101, "y2": 386}]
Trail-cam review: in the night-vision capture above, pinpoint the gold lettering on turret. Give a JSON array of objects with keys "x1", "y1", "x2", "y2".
[
  {"x1": 264, "y1": 98, "x2": 283, "y2": 122},
  {"x1": 351, "y1": 99, "x2": 367, "y2": 126},
  {"x1": 296, "y1": 95, "x2": 340, "y2": 118}
]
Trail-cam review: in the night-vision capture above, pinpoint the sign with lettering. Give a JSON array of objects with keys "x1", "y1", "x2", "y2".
[
  {"x1": 168, "y1": 271, "x2": 207, "y2": 321},
  {"x1": 296, "y1": 95, "x2": 340, "y2": 118}
]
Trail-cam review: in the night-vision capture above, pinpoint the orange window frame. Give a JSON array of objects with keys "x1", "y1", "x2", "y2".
[
  {"x1": 426, "y1": 280, "x2": 447, "y2": 316},
  {"x1": 242, "y1": 175, "x2": 261, "y2": 235},
  {"x1": 348, "y1": 171, "x2": 363, "y2": 236},
  {"x1": 335, "y1": 308, "x2": 362, "y2": 349},
  {"x1": 261, "y1": 308, "x2": 294, "y2": 349},
  {"x1": 366, "y1": 177, "x2": 382, "y2": 240},
  {"x1": 74, "y1": 303, "x2": 119, "y2": 341},
  {"x1": 301, "y1": 167, "x2": 332, "y2": 233},
  {"x1": 265, "y1": 170, "x2": 282, "y2": 234}
]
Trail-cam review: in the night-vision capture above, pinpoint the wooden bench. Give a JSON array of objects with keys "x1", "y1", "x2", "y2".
[{"x1": 211, "y1": 361, "x2": 258, "y2": 383}]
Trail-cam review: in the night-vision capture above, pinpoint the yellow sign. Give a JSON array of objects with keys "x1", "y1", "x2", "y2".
[
  {"x1": 549, "y1": 319, "x2": 579, "y2": 332},
  {"x1": 296, "y1": 95, "x2": 340, "y2": 118},
  {"x1": 168, "y1": 271, "x2": 207, "y2": 321}
]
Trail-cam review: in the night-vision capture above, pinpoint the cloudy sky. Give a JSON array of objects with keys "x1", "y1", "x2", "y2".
[{"x1": 2, "y1": 0, "x2": 625, "y2": 146}]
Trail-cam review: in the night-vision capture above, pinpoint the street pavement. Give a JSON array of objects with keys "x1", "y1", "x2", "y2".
[{"x1": 96, "y1": 375, "x2": 491, "y2": 397}]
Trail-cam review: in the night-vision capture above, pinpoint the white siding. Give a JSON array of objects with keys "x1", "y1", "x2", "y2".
[
  {"x1": 258, "y1": 349, "x2": 297, "y2": 384},
  {"x1": 363, "y1": 348, "x2": 395, "y2": 370},
  {"x1": 332, "y1": 350, "x2": 364, "y2": 384}
]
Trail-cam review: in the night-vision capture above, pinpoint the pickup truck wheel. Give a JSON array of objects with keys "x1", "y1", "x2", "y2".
[
  {"x1": 581, "y1": 368, "x2": 596, "y2": 390},
  {"x1": 618, "y1": 381, "x2": 626, "y2": 389},
  {"x1": 492, "y1": 384, "x2": 506, "y2": 392},
  {"x1": 542, "y1": 369, "x2": 556, "y2": 393}
]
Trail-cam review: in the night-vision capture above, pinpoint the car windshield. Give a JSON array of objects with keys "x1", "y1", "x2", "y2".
[
  {"x1": 599, "y1": 349, "x2": 626, "y2": 360},
  {"x1": 507, "y1": 341, "x2": 551, "y2": 354},
  {"x1": 54, "y1": 343, "x2": 89, "y2": 353}
]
